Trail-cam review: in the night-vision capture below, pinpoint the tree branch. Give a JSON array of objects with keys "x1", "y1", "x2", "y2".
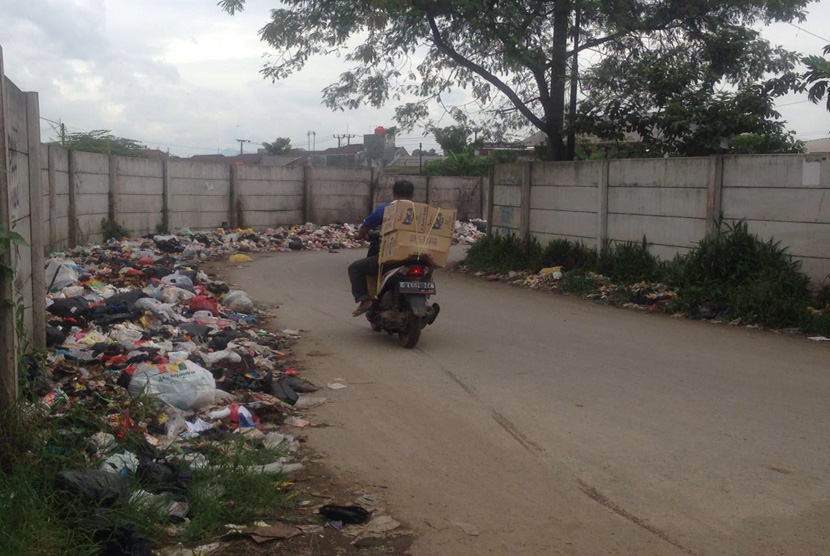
[{"x1": 426, "y1": 12, "x2": 546, "y2": 131}]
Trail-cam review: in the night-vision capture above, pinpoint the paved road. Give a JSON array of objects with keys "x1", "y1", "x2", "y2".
[{"x1": 221, "y1": 248, "x2": 830, "y2": 556}]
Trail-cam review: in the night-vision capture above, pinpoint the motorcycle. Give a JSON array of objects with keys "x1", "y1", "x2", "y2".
[{"x1": 364, "y1": 231, "x2": 441, "y2": 348}]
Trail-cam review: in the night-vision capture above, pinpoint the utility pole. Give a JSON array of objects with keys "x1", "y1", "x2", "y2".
[
  {"x1": 235, "y1": 139, "x2": 251, "y2": 155},
  {"x1": 41, "y1": 117, "x2": 66, "y2": 145},
  {"x1": 307, "y1": 131, "x2": 317, "y2": 152},
  {"x1": 419, "y1": 142, "x2": 423, "y2": 175},
  {"x1": 333, "y1": 133, "x2": 356, "y2": 148}
]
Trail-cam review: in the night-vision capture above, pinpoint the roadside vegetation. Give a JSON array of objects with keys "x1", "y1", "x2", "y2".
[
  {"x1": 465, "y1": 221, "x2": 830, "y2": 335},
  {"x1": 0, "y1": 390, "x2": 294, "y2": 555}
]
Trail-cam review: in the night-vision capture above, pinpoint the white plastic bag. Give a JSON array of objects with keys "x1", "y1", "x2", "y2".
[
  {"x1": 134, "y1": 298, "x2": 178, "y2": 323},
  {"x1": 223, "y1": 291, "x2": 254, "y2": 314},
  {"x1": 45, "y1": 258, "x2": 80, "y2": 291},
  {"x1": 127, "y1": 360, "x2": 216, "y2": 411}
]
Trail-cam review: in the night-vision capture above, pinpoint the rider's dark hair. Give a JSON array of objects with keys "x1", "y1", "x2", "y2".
[{"x1": 392, "y1": 180, "x2": 415, "y2": 199}]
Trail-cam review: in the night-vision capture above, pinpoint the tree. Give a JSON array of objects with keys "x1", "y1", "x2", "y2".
[
  {"x1": 262, "y1": 137, "x2": 292, "y2": 154},
  {"x1": 574, "y1": 43, "x2": 805, "y2": 156},
  {"x1": 804, "y1": 45, "x2": 830, "y2": 112},
  {"x1": 60, "y1": 130, "x2": 148, "y2": 157},
  {"x1": 219, "y1": 0, "x2": 812, "y2": 160},
  {"x1": 431, "y1": 125, "x2": 470, "y2": 155}
]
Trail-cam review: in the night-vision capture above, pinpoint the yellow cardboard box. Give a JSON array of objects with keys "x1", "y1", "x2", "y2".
[
  {"x1": 381, "y1": 201, "x2": 428, "y2": 235},
  {"x1": 425, "y1": 206, "x2": 457, "y2": 238},
  {"x1": 379, "y1": 231, "x2": 452, "y2": 268}
]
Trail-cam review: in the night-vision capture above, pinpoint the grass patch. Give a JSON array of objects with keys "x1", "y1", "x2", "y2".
[
  {"x1": 178, "y1": 438, "x2": 295, "y2": 542},
  {"x1": 1, "y1": 395, "x2": 297, "y2": 554}
]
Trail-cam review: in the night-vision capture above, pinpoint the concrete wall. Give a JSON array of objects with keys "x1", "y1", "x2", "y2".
[
  {"x1": 236, "y1": 165, "x2": 304, "y2": 228},
  {"x1": 490, "y1": 163, "x2": 525, "y2": 237},
  {"x1": 310, "y1": 167, "x2": 372, "y2": 225},
  {"x1": 1, "y1": 63, "x2": 47, "y2": 403},
  {"x1": 721, "y1": 153, "x2": 830, "y2": 284},
  {"x1": 73, "y1": 150, "x2": 109, "y2": 244},
  {"x1": 375, "y1": 174, "x2": 484, "y2": 221},
  {"x1": 489, "y1": 155, "x2": 830, "y2": 285},
  {"x1": 530, "y1": 161, "x2": 600, "y2": 248},
  {"x1": 116, "y1": 156, "x2": 164, "y2": 237},
  {"x1": 168, "y1": 161, "x2": 230, "y2": 231},
  {"x1": 607, "y1": 157, "x2": 709, "y2": 260}
]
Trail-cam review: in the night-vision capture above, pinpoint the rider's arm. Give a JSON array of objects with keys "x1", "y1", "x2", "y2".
[
  {"x1": 357, "y1": 225, "x2": 369, "y2": 240},
  {"x1": 360, "y1": 204, "x2": 387, "y2": 238}
]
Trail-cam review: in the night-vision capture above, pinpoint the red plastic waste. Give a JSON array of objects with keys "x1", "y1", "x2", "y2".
[{"x1": 189, "y1": 295, "x2": 218, "y2": 316}]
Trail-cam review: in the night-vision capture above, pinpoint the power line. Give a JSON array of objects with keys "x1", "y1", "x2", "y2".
[
  {"x1": 787, "y1": 22, "x2": 830, "y2": 43},
  {"x1": 776, "y1": 100, "x2": 811, "y2": 108}
]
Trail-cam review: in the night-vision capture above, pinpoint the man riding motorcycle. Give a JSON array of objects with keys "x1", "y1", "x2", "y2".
[{"x1": 348, "y1": 180, "x2": 415, "y2": 317}]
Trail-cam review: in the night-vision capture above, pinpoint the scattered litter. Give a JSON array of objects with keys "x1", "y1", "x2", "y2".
[
  {"x1": 285, "y1": 417, "x2": 310, "y2": 428},
  {"x1": 229, "y1": 254, "x2": 254, "y2": 263},
  {"x1": 327, "y1": 382, "x2": 348, "y2": 390},
  {"x1": 294, "y1": 396, "x2": 327, "y2": 410},
  {"x1": 453, "y1": 521, "x2": 481, "y2": 536},
  {"x1": 319, "y1": 504, "x2": 372, "y2": 525},
  {"x1": 366, "y1": 515, "x2": 401, "y2": 534},
  {"x1": 808, "y1": 336, "x2": 830, "y2": 342}
]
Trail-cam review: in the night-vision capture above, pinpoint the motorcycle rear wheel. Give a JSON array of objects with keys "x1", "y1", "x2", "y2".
[{"x1": 398, "y1": 315, "x2": 422, "y2": 348}]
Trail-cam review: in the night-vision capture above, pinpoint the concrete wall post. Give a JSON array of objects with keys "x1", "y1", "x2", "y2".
[
  {"x1": 597, "y1": 158, "x2": 610, "y2": 253},
  {"x1": 162, "y1": 160, "x2": 170, "y2": 233},
  {"x1": 26, "y1": 92, "x2": 46, "y2": 350},
  {"x1": 706, "y1": 155, "x2": 724, "y2": 237},
  {"x1": 68, "y1": 149, "x2": 78, "y2": 247},
  {"x1": 302, "y1": 165, "x2": 312, "y2": 223},
  {"x1": 520, "y1": 161, "x2": 532, "y2": 239},
  {"x1": 229, "y1": 164, "x2": 239, "y2": 229},
  {"x1": 487, "y1": 165, "x2": 495, "y2": 235},
  {"x1": 0, "y1": 46, "x2": 17, "y2": 406}
]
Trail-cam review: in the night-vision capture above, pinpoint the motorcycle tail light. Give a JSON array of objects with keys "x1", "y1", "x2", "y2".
[{"x1": 407, "y1": 265, "x2": 426, "y2": 279}]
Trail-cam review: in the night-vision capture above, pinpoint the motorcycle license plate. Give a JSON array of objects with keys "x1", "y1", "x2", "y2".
[{"x1": 399, "y1": 281, "x2": 436, "y2": 294}]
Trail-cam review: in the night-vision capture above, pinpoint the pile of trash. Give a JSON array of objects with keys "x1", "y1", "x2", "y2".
[
  {"x1": 32, "y1": 235, "x2": 336, "y2": 554},
  {"x1": 453, "y1": 219, "x2": 487, "y2": 245},
  {"x1": 152, "y1": 223, "x2": 369, "y2": 260},
  {"x1": 468, "y1": 266, "x2": 678, "y2": 311}
]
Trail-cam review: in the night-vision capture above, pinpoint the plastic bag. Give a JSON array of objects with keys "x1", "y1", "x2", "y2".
[
  {"x1": 127, "y1": 360, "x2": 217, "y2": 411},
  {"x1": 229, "y1": 254, "x2": 253, "y2": 263},
  {"x1": 223, "y1": 290, "x2": 254, "y2": 314},
  {"x1": 134, "y1": 297, "x2": 178, "y2": 323},
  {"x1": 189, "y1": 295, "x2": 218, "y2": 316},
  {"x1": 161, "y1": 272, "x2": 194, "y2": 290},
  {"x1": 45, "y1": 258, "x2": 81, "y2": 291}
]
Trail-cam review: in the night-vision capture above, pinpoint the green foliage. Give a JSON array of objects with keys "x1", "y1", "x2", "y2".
[
  {"x1": 558, "y1": 270, "x2": 602, "y2": 296},
  {"x1": 262, "y1": 137, "x2": 292, "y2": 154},
  {"x1": 465, "y1": 221, "x2": 824, "y2": 332},
  {"x1": 61, "y1": 130, "x2": 148, "y2": 157},
  {"x1": 423, "y1": 152, "x2": 490, "y2": 176},
  {"x1": 537, "y1": 239, "x2": 597, "y2": 272},
  {"x1": 431, "y1": 125, "x2": 470, "y2": 155},
  {"x1": 220, "y1": 0, "x2": 811, "y2": 160},
  {"x1": 101, "y1": 218, "x2": 130, "y2": 241},
  {"x1": 804, "y1": 45, "x2": 830, "y2": 112},
  {"x1": 0, "y1": 227, "x2": 28, "y2": 279},
  {"x1": 465, "y1": 234, "x2": 540, "y2": 274},
  {"x1": 598, "y1": 239, "x2": 663, "y2": 283}
]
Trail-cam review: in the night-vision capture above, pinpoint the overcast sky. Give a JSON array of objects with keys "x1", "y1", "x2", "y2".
[{"x1": 1, "y1": 0, "x2": 829, "y2": 157}]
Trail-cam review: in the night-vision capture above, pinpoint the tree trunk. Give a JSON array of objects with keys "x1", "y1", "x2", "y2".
[
  {"x1": 548, "y1": 1, "x2": 572, "y2": 161},
  {"x1": 566, "y1": 9, "x2": 581, "y2": 161}
]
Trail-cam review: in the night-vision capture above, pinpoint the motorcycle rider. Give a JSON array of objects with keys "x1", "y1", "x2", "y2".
[{"x1": 348, "y1": 179, "x2": 415, "y2": 316}]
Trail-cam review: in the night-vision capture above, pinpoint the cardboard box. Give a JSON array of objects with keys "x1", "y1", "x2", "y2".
[
  {"x1": 425, "y1": 206, "x2": 457, "y2": 238},
  {"x1": 381, "y1": 201, "x2": 428, "y2": 235},
  {"x1": 379, "y1": 231, "x2": 452, "y2": 268}
]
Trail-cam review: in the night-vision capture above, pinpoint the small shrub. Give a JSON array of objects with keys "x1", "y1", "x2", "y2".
[
  {"x1": 538, "y1": 239, "x2": 598, "y2": 272},
  {"x1": 101, "y1": 218, "x2": 130, "y2": 241},
  {"x1": 465, "y1": 234, "x2": 540, "y2": 273},
  {"x1": 598, "y1": 238, "x2": 662, "y2": 283}
]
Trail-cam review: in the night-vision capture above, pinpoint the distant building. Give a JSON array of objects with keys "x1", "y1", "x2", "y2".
[{"x1": 803, "y1": 137, "x2": 830, "y2": 153}]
